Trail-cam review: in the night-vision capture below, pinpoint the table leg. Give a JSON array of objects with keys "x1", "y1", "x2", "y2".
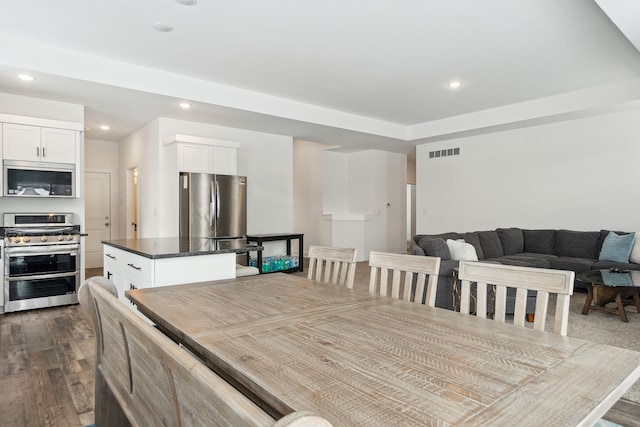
[
  {"x1": 582, "y1": 284, "x2": 593, "y2": 315},
  {"x1": 633, "y1": 290, "x2": 640, "y2": 313},
  {"x1": 298, "y1": 236, "x2": 304, "y2": 273},
  {"x1": 615, "y1": 293, "x2": 629, "y2": 323}
]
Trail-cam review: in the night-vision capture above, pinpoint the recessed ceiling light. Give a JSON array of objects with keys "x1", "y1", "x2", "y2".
[
  {"x1": 152, "y1": 23, "x2": 174, "y2": 32},
  {"x1": 100, "y1": 125, "x2": 110, "y2": 131},
  {"x1": 18, "y1": 74, "x2": 35, "y2": 81},
  {"x1": 448, "y1": 81, "x2": 462, "y2": 89},
  {"x1": 175, "y1": 0, "x2": 197, "y2": 5},
  {"x1": 179, "y1": 102, "x2": 192, "y2": 109}
]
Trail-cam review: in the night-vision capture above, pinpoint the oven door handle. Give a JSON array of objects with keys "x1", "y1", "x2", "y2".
[
  {"x1": 4, "y1": 244, "x2": 80, "y2": 255},
  {"x1": 6, "y1": 271, "x2": 79, "y2": 281}
]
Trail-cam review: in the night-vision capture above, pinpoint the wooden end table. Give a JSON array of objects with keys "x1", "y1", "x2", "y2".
[{"x1": 578, "y1": 269, "x2": 640, "y2": 322}]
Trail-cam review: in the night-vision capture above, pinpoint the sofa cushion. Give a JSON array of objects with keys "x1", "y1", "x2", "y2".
[
  {"x1": 446, "y1": 239, "x2": 478, "y2": 261},
  {"x1": 548, "y1": 257, "x2": 596, "y2": 273},
  {"x1": 414, "y1": 233, "x2": 459, "y2": 245},
  {"x1": 630, "y1": 231, "x2": 640, "y2": 264},
  {"x1": 519, "y1": 252, "x2": 558, "y2": 261},
  {"x1": 460, "y1": 232, "x2": 484, "y2": 260},
  {"x1": 599, "y1": 231, "x2": 635, "y2": 263},
  {"x1": 597, "y1": 229, "x2": 630, "y2": 254},
  {"x1": 496, "y1": 228, "x2": 524, "y2": 256},
  {"x1": 477, "y1": 230, "x2": 504, "y2": 259},
  {"x1": 418, "y1": 238, "x2": 451, "y2": 260},
  {"x1": 554, "y1": 230, "x2": 600, "y2": 259},
  {"x1": 523, "y1": 229, "x2": 556, "y2": 254},
  {"x1": 491, "y1": 255, "x2": 551, "y2": 269}
]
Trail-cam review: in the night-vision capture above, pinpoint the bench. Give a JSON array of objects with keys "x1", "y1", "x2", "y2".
[{"x1": 78, "y1": 277, "x2": 332, "y2": 427}]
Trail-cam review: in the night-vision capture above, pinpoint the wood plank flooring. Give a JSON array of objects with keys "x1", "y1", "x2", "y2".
[
  {"x1": 0, "y1": 303, "x2": 95, "y2": 427},
  {"x1": 0, "y1": 266, "x2": 639, "y2": 426}
]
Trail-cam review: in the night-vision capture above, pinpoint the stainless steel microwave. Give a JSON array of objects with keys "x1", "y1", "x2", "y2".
[{"x1": 3, "y1": 160, "x2": 75, "y2": 197}]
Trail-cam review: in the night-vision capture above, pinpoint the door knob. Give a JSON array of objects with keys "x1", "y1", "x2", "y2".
[{"x1": 105, "y1": 222, "x2": 110, "y2": 226}]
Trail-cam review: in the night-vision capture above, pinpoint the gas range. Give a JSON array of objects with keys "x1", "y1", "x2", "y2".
[
  {"x1": 3, "y1": 213, "x2": 80, "y2": 247},
  {"x1": 2, "y1": 212, "x2": 81, "y2": 313}
]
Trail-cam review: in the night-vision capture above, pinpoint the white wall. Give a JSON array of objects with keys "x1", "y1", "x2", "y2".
[
  {"x1": 349, "y1": 150, "x2": 407, "y2": 254},
  {"x1": 416, "y1": 107, "x2": 640, "y2": 234},
  {"x1": 320, "y1": 149, "x2": 407, "y2": 257},
  {"x1": 293, "y1": 140, "x2": 333, "y2": 251},
  {"x1": 118, "y1": 119, "x2": 160, "y2": 238},
  {"x1": 323, "y1": 151, "x2": 349, "y2": 213}
]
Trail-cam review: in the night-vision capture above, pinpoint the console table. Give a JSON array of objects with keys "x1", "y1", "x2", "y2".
[{"x1": 245, "y1": 233, "x2": 304, "y2": 274}]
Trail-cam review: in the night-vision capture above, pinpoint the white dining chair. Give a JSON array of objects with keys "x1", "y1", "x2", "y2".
[
  {"x1": 307, "y1": 245, "x2": 358, "y2": 288},
  {"x1": 457, "y1": 261, "x2": 575, "y2": 336},
  {"x1": 368, "y1": 251, "x2": 441, "y2": 305}
]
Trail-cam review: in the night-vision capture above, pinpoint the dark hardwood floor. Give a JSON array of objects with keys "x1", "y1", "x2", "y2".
[
  {"x1": 1, "y1": 267, "x2": 639, "y2": 427},
  {"x1": 0, "y1": 303, "x2": 95, "y2": 427}
]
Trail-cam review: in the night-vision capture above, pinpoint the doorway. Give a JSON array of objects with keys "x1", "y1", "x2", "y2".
[{"x1": 84, "y1": 170, "x2": 113, "y2": 268}]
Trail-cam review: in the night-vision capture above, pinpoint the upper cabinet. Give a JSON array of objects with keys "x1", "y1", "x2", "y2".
[
  {"x1": 3, "y1": 123, "x2": 77, "y2": 164},
  {"x1": 164, "y1": 134, "x2": 239, "y2": 176}
]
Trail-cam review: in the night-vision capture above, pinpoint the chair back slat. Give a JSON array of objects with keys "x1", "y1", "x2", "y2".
[
  {"x1": 307, "y1": 246, "x2": 358, "y2": 288},
  {"x1": 457, "y1": 261, "x2": 574, "y2": 336},
  {"x1": 368, "y1": 252, "x2": 441, "y2": 305}
]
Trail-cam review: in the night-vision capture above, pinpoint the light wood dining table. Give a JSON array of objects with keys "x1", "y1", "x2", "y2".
[{"x1": 126, "y1": 273, "x2": 640, "y2": 426}]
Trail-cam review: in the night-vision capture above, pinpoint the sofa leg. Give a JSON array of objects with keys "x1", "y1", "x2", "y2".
[{"x1": 527, "y1": 314, "x2": 535, "y2": 323}]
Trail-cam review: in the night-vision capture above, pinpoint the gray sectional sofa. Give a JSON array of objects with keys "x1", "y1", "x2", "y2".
[{"x1": 410, "y1": 228, "x2": 640, "y2": 311}]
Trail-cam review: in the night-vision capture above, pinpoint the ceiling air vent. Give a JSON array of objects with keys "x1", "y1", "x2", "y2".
[{"x1": 428, "y1": 147, "x2": 460, "y2": 159}]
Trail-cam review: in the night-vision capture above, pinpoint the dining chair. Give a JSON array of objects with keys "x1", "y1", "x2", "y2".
[
  {"x1": 368, "y1": 251, "x2": 441, "y2": 305},
  {"x1": 307, "y1": 245, "x2": 358, "y2": 288},
  {"x1": 457, "y1": 261, "x2": 575, "y2": 336}
]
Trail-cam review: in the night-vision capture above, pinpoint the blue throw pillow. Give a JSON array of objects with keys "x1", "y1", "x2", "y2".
[{"x1": 598, "y1": 231, "x2": 635, "y2": 263}]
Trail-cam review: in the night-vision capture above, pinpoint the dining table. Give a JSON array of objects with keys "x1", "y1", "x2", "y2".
[{"x1": 126, "y1": 273, "x2": 640, "y2": 426}]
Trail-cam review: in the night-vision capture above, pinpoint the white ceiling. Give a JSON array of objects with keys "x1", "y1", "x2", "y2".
[{"x1": 1, "y1": 0, "x2": 640, "y2": 153}]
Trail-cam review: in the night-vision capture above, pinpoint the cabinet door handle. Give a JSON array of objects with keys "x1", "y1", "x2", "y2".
[
  {"x1": 127, "y1": 263, "x2": 142, "y2": 271},
  {"x1": 105, "y1": 253, "x2": 116, "y2": 260},
  {"x1": 42, "y1": 147, "x2": 46, "y2": 158},
  {"x1": 37, "y1": 146, "x2": 40, "y2": 157}
]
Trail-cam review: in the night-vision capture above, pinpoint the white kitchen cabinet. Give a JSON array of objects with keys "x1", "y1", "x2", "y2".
[
  {"x1": 103, "y1": 242, "x2": 236, "y2": 309},
  {"x1": 2, "y1": 123, "x2": 77, "y2": 164},
  {"x1": 210, "y1": 145, "x2": 238, "y2": 175},
  {"x1": 178, "y1": 143, "x2": 210, "y2": 173},
  {"x1": 103, "y1": 245, "x2": 152, "y2": 305},
  {"x1": 165, "y1": 134, "x2": 239, "y2": 175},
  {"x1": 41, "y1": 127, "x2": 78, "y2": 163},
  {"x1": 103, "y1": 246, "x2": 127, "y2": 305}
]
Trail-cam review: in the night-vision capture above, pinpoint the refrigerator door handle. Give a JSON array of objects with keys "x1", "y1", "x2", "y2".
[
  {"x1": 210, "y1": 180, "x2": 215, "y2": 228},
  {"x1": 216, "y1": 179, "x2": 221, "y2": 218}
]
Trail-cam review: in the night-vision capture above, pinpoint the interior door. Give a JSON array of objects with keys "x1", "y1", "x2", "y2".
[{"x1": 85, "y1": 171, "x2": 112, "y2": 268}]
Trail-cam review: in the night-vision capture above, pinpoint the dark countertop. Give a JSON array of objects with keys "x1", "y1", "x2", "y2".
[{"x1": 102, "y1": 237, "x2": 262, "y2": 260}]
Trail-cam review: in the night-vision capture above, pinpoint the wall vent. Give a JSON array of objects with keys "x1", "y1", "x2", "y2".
[{"x1": 428, "y1": 147, "x2": 460, "y2": 159}]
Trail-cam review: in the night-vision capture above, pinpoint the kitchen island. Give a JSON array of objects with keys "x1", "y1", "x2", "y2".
[{"x1": 102, "y1": 238, "x2": 261, "y2": 305}]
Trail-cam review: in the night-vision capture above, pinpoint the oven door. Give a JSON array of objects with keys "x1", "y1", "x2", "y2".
[{"x1": 4, "y1": 245, "x2": 80, "y2": 312}]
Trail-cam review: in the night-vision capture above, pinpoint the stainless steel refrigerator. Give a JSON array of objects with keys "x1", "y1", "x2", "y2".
[{"x1": 179, "y1": 173, "x2": 247, "y2": 239}]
